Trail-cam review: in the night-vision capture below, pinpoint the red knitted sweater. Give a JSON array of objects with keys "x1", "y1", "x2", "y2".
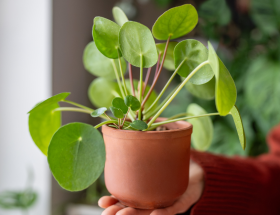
[{"x1": 190, "y1": 124, "x2": 280, "y2": 215}]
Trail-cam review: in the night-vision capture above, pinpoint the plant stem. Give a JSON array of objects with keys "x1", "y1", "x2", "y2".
[
  {"x1": 138, "y1": 54, "x2": 143, "y2": 120},
  {"x1": 121, "y1": 107, "x2": 131, "y2": 128},
  {"x1": 143, "y1": 59, "x2": 186, "y2": 114},
  {"x1": 167, "y1": 113, "x2": 193, "y2": 120},
  {"x1": 141, "y1": 36, "x2": 170, "y2": 107},
  {"x1": 94, "y1": 120, "x2": 118, "y2": 129},
  {"x1": 104, "y1": 113, "x2": 118, "y2": 127},
  {"x1": 111, "y1": 59, "x2": 125, "y2": 98},
  {"x1": 118, "y1": 51, "x2": 128, "y2": 96},
  {"x1": 118, "y1": 118, "x2": 121, "y2": 128},
  {"x1": 54, "y1": 107, "x2": 108, "y2": 120},
  {"x1": 54, "y1": 107, "x2": 92, "y2": 114},
  {"x1": 124, "y1": 125, "x2": 131, "y2": 130},
  {"x1": 128, "y1": 63, "x2": 135, "y2": 96},
  {"x1": 104, "y1": 112, "x2": 112, "y2": 120},
  {"x1": 154, "y1": 52, "x2": 161, "y2": 80},
  {"x1": 143, "y1": 84, "x2": 179, "y2": 120},
  {"x1": 63, "y1": 100, "x2": 93, "y2": 111},
  {"x1": 128, "y1": 111, "x2": 135, "y2": 122},
  {"x1": 145, "y1": 113, "x2": 220, "y2": 131},
  {"x1": 147, "y1": 60, "x2": 210, "y2": 127},
  {"x1": 108, "y1": 124, "x2": 119, "y2": 129},
  {"x1": 142, "y1": 67, "x2": 152, "y2": 95}
]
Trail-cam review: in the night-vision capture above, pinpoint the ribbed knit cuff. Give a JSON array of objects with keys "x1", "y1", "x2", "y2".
[{"x1": 189, "y1": 150, "x2": 266, "y2": 215}]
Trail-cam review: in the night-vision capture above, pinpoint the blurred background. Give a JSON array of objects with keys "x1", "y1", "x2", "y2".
[{"x1": 0, "y1": 0, "x2": 279, "y2": 214}]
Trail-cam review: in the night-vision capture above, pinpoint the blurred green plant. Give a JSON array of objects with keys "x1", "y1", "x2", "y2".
[
  {"x1": 0, "y1": 170, "x2": 37, "y2": 215},
  {"x1": 162, "y1": 0, "x2": 280, "y2": 157}
]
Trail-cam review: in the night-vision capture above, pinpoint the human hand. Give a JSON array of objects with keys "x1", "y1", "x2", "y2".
[{"x1": 98, "y1": 160, "x2": 204, "y2": 215}]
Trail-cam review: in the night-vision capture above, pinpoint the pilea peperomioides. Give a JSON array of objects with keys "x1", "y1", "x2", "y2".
[{"x1": 28, "y1": 4, "x2": 245, "y2": 192}]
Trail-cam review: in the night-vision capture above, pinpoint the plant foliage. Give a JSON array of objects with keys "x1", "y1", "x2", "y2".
[{"x1": 27, "y1": 4, "x2": 246, "y2": 192}]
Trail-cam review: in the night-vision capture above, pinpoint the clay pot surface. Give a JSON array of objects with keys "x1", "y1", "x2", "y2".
[{"x1": 102, "y1": 118, "x2": 192, "y2": 209}]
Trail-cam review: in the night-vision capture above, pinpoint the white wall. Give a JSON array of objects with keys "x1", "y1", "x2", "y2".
[{"x1": 0, "y1": 0, "x2": 51, "y2": 215}]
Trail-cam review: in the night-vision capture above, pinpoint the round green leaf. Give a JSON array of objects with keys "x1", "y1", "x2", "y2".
[
  {"x1": 28, "y1": 92, "x2": 70, "y2": 113},
  {"x1": 156, "y1": 41, "x2": 178, "y2": 71},
  {"x1": 125, "y1": 79, "x2": 158, "y2": 113},
  {"x1": 208, "y1": 42, "x2": 236, "y2": 116},
  {"x1": 187, "y1": 103, "x2": 213, "y2": 151},
  {"x1": 130, "y1": 120, "x2": 148, "y2": 130},
  {"x1": 93, "y1": 17, "x2": 121, "y2": 59},
  {"x1": 29, "y1": 103, "x2": 61, "y2": 155},
  {"x1": 112, "y1": 97, "x2": 128, "y2": 114},
  {"x1": 83, "y1": 42, "x2": 126, "y2": 80},
  {"x1": 48, "y1": 123, "x2": 105, "y2": 191},
  {"x1": 119, "y1": 21, "x2": 158, "y2": 68},
  {"x1": 230, "y1": 106, "x2": 246, "y2": 150},
  {"x1": 112, "y1": 7, "x2": 129, "y2": 26},
  {"x1": 124, "y1": 95, "x2": 141, "y2": 111},
  {"x1": 152, "y1": 4, "x2": 198, "y2": 40},
  {"x1": 110, "y1": 106, "x2": 124, "y2": 118},
  {"x1": 88, "y1": 78, "x2": 121, "y2": 108},
  {"x1": 91, "y1": 107, "x2": 107, "y2": 117},
  {"x1": 174, "y1": 39, "x2": 213, "y2": 85},
  {"x1": 183, "y1": 76, "x2": 215, "y2": 100}
]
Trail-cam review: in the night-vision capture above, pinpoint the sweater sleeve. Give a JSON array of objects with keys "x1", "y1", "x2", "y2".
[{"x1": 190, "y1": 124, "x2": 280, "y2": 215}]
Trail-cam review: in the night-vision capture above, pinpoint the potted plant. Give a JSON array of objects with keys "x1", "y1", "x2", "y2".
[{"x1": 28, "y1": 4, "x2": 246, "y2": 209}]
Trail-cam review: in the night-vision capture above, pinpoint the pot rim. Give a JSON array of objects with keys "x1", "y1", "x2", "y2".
[{"x1": 102, "y1": 118, "x2": 193, "y2": 140}]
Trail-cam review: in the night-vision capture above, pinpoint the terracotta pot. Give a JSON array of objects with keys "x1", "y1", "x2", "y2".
[{"x1": 102, "y1": 118, "x2": 193, "y2": 209}]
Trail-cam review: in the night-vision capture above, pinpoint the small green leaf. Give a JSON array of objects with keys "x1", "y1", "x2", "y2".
[
  {"x1": 93, "y1": 17, "x2": 121, "y2": 59},
  {"x1": 119, "y1": 21, "x2": 158, "y2": 68},
  {"x1": 187, "y1": 103, "x2": 213, "y2": 151},
  {"x1": 174, "y1": 39, "x2": 213, "y2": 85},
  {"x1": 48, "y1": 123, "x2": 105, "y2": 191},
  {"x1": 124, "y1": 95, "x2": 141, "y2": 111},
  {"x1": 230, "y1": 106, "x2": 246, "y2": 150},
  {"x1": 130, "y1": 120, "x2": 148, "y2": 130},
  {"x1": 28, "y1": 92, "x2": 70, "y2": 113},
  {"x1": 112, "y1": 97, "x2": 128, "y2": 114},
  {"x1": 83, "y1": 42, "x2": 126, "y2": 80},
  {"x1": 91, "y1": 107, "x2": 107, "y2": 117},
  {"x1": 156, "y1": 42, "x2": 178, "y2": 71},
  {"x1": 112, "y1": 7, "x2": 129, "y2": 26},
  {"x1": 110, "y1": 106, "x2": 124, "y2": 118},
  {"x1": 88, "y1": 78, "x2": 121, "y2": 108},
  {"x1": 29, "y1": 103, "x2": 61, "y2": 155},
  {"x1": 152, "y1": 4, "x2": 198, "y2": 40},
  {"x1": 183, "y1": 76, "x2": 215, "y2": 100},
  {"x1": 125, "y1": 79, "x2": 158, "y2": 113},
  {"x1": 208, "y1": 42, "x2": 237, "y2": 116}
]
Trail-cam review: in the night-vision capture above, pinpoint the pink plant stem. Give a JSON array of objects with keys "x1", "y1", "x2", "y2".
[
  {"x1": 142, "y1": 67, "x2": 152, "y2": 95},
  {"x1": 136, "y1": 54, "x2": 161, "y2": 119},
  {"x1": 128, "y1": 63, "x2": 135, "y2": 96},
  {"x1": 153, "y1": 52, "x2": 162, "y2": 84},
  {"x1": 141, "y1": 36, "x2": 170, "y2": 108}
]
